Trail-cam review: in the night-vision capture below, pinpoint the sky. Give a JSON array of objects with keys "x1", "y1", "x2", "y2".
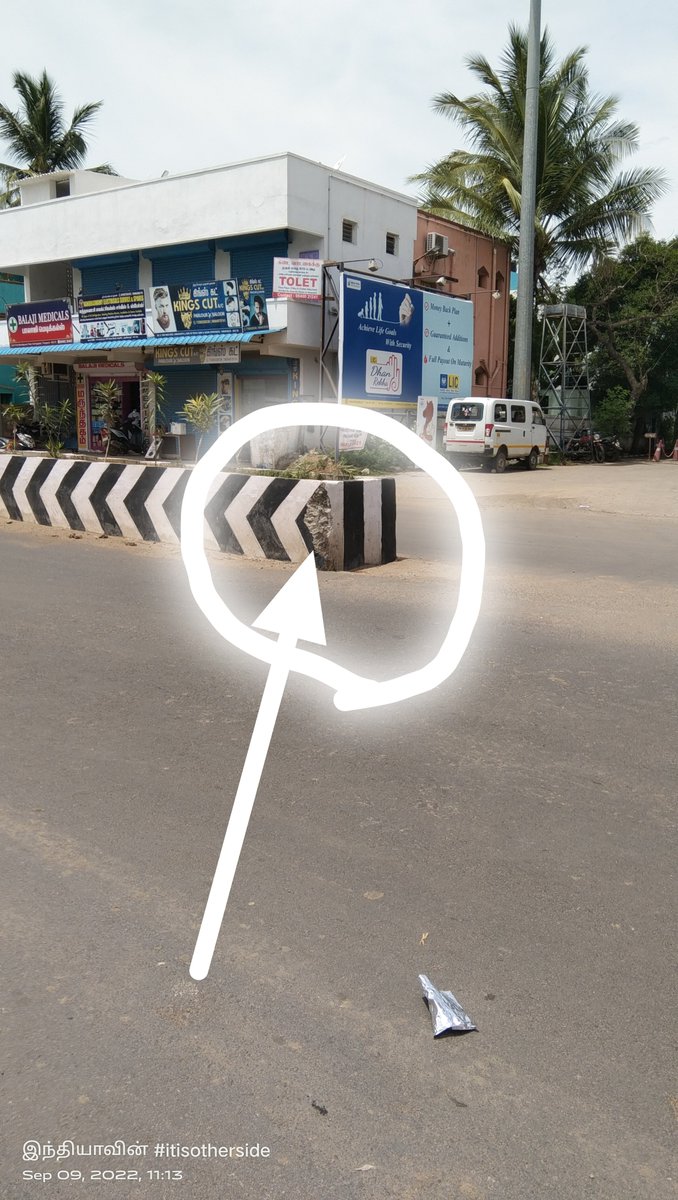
[{"x1": 1, "y1": 0, "x2": 676, "y2": 244}]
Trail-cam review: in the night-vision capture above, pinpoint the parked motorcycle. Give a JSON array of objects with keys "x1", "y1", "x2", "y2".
[
  {"x1": 565, "y1": 428, "x2": 605, "y2": 463},
  {"x1": 14, "y1": 421, "x2": 41, "y2": 451},
  {"x1": 598, "y1": 433, "x2": 623, "y2": 460},
  {"x1": 107, "y1": 410, "x2": 143, "y2": 456}
]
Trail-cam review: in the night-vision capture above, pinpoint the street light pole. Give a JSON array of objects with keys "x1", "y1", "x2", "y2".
[{"x1": 512, "y1": 0, "x2": 541, "y2": 401}]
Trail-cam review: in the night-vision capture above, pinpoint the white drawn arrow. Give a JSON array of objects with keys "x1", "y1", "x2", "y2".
[{"x1": 189, "y1": 550, "x2": 326, "y2": 980}]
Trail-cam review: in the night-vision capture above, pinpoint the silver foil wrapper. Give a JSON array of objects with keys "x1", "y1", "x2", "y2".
[{"x1": 419, "y1": 973, "x2": 477, "y2": 1036}]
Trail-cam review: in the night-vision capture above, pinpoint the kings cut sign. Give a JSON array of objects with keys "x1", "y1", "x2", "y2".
[{"x1": 6, "y1": 299, "x2": 73, "y2": 346}]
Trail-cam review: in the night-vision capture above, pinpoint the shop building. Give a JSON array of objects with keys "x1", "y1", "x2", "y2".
[
  {"x1": 413, "y1": 213, "x2": 511, "y2": 398},
  {"x1": 0, "y1": 154, "x2": 418, "y2": 456}
]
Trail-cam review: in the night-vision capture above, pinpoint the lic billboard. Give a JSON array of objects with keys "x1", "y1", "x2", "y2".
[{"x1": 338, "y1": 273, "x2": 473, "y2": 411}]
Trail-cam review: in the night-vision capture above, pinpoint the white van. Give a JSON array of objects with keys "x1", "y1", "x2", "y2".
[{"x1": 443, "y1": 397, "x2": 548, "y2": 472}]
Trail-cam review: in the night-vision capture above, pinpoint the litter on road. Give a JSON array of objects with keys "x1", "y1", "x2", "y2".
[{"x1": 419, "y1": 973, "x2": 477, "y2": 1037}]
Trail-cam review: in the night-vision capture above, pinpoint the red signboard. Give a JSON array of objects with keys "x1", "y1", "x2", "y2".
[{"x1": 6, "y1": 300, "x2": 73, "y2": 346}]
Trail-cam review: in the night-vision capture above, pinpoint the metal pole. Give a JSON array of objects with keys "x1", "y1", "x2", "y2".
[{"x1": 511, "y1": 0, "x2": 541, "y2": 401}]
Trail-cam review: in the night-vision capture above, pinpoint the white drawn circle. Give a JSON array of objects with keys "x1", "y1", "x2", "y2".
[{"x1": 180, "y1": 402, "x2": 485, "y2": 711}]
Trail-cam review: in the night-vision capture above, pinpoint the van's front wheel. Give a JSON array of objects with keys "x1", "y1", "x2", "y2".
[
  {"x1": 525, "y1": 447, "x2": 539, "y2": 471},
  {"x1": 493, "y1": 448, "x2": 508, "y2": 474}
]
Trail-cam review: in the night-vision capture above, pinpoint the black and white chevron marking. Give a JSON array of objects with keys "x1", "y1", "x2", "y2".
[{"x1": 0, "y1": 456, "x2": 396, "y2": 570}]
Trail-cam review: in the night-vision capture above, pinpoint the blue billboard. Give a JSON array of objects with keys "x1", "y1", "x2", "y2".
[{"x1": 339, "y1": 273, "x2": 473, "y2": 410}]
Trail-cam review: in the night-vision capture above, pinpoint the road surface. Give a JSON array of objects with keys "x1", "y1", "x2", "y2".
[{"x1": 1, "y1": 464, "x2": 676, "y2": 1199}]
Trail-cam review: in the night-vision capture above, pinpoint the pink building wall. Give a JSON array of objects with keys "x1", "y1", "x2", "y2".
[{"x1": 414, "y1": 214, "x2": 511, "y2": 397}]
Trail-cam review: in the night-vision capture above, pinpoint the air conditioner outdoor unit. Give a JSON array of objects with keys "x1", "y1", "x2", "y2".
[
  {"x1": 425, "y1": 232, "x2": 449, "y2": 257},
  {"x1": 40, "y1": 362, "x2": 70, "y2": 381}
]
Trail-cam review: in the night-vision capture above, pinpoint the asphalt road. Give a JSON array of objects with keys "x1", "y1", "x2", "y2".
[{"x1": 1, "y1": 484, "x2": 676, "y2": 1200}]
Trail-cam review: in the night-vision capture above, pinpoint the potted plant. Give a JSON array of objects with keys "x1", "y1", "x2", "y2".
[{"x1": 177, "y1": 392, "x2": 224, "y2": 461}]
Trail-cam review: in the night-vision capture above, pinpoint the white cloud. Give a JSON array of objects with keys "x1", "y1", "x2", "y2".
[{"x1": 1, "y1": 0, "x2": 675, "y2": 238}]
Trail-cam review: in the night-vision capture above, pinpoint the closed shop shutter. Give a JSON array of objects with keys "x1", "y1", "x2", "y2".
[
  {"x1": 81, "y1": 260, "x2": 139, "y2": 296},
  {"x1": 160, "y1": 367, "x2": 219, "y2": 421},
  {"x1": 230, "y1": 242, "x2": 287, "y2": 295},
  {"x1": 151, "y1": 251, "x2": 215, "y2": 287}
]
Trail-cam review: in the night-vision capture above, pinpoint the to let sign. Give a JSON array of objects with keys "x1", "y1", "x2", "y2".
[{"x1": 272, "y1": 258, "x2": 322, "y2": 303}]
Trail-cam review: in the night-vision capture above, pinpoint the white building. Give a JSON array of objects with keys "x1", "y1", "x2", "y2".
[{"x1": 0, "y1": 153, "x2": 418, "y2": 456}]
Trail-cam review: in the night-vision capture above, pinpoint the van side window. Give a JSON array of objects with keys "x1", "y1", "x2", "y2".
[
  {"x1": 511, "y1": 405, "x2": 526, "y2": 423},
  {"x1": 532, "y1": 407, "x2": 545, "y2": 425},
  {"x1": 494, "y1": 403, "x2": 507, "y2": 422}
]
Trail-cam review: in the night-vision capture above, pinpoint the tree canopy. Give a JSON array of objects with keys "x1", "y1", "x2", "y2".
[
  {"x1": 0, "y1": 69, "x2": 115, "y2": 205},
  {"x1": 412, "y1": 26, "x2": 666, "y2": 297},
  {"x1": 570, "y1": 235, "x2": 678, "y2": 447}
]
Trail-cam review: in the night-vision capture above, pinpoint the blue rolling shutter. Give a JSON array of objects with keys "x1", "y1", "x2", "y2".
[
  {"x1": 151, "y1": 250, "x2": 215, "y2": 287},
  {"x1": 161, "y1": 367, "x2": 219, "y2": 421},
  {"x1": 230, "y1": 242, "x2": 287, "y2": 295},
  {"x1": 81, "y1": 259, "x2": 139, "y2": 296}
]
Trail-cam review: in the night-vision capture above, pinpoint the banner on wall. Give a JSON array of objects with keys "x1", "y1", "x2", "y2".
[
  {"x1": 6, "y1": 299, "x2": 73, "y2": 346},
  {"x1": 338, "y1": 274, "x2": 473, "y2": 410},
  {"x1": 77, "y1": 291, "x2": 146, "y2": 340},
  {"x1": 153, "y1": 343, "x2": 241, "y2": 367},
  {"x1": 272, "y1": 257, "x2": 322, "y2": 303},
  {"x1": 150, "y1": 279, "x2": 269, "y2": 335}
]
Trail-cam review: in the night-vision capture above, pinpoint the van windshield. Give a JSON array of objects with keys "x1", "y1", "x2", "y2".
[{"x1": 451, "y1": 402, "x2": 484, "y2": 421}]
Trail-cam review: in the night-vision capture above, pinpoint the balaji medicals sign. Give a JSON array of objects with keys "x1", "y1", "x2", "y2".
[
  {"x1": 338, "y1": 274, "x2": 473, "y2": 410},
  {"x1": 6, "y1": 300, "x2": 73, "y2": 346}
]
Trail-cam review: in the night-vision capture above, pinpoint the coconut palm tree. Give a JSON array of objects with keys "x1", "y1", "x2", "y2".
[
  {"x1": 0, "y1": 69, "x2": 115, "y2": 206},
  {"x1": 411, "y1": 26, "x2": 666, "y2": 297}
]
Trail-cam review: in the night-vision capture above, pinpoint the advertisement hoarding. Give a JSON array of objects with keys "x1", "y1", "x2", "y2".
[
  {"x1": 77, "y1": 291, "x2": 146, "y2": 341},
  {"x1": 338, "y1": 274, "x2": 473, "y2": 410},
  {"x1": 151, "y1": 280, "x2": 269, "y2": 335},
  {"x1": 7, "y1": 300, "x2": 73, "y2": 346},
  {"x1": 273, "y1": 257, "x2": 322, "y2": 303}
]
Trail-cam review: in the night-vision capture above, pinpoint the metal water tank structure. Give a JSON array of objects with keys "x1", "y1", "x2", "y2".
[{"x1": 538, "y1": 304, "x2": 592, "y2": 451}]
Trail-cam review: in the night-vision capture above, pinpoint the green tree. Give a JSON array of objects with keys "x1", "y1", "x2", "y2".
[
  {"x1": 412, "y1": 26, "x2": 666, "y2": 298},
  {"x1": 570, "y1": 236, "x2": 678, "y2": 448},
  {"x1": 91, "y1": 378, "x2": 121, "y2": 460},
  {"x1": 0, "y1": 70, "x2": 115, "y2": 206}
]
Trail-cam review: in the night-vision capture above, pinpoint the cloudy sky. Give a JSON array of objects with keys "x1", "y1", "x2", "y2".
[{"x1": 2, "y1": 0, "x2": 676, "y2": 241}]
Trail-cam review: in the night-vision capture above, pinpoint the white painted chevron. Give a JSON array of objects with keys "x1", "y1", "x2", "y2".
[
  {"x1": 363, "y1": 479, "x2": 383, "y2": 565},
  {"x1": 222, "y1": 474, "x2": 274, "y2": 558},
  {"x1": 39, "y1": 459, "x2": 79, "y2": 528},
  {"x1": 69, "y1": 461, "x2": 110, "y2": 534},
  {"x1": 13, "y1": 457, "x2": 43, "y2": 521},
  {"x1": 270, "y1": 479, "x2": 319, "y2": 562},
  {"x1": 0, "y1": 456, "x2": 19, "y2": 518},
  {"x1": 105, "y1": 465, "x2": 146, "y2": 540},
  {"x1": 144, "y1": 468, "x2": 183, "y2": 544},
  {"x1": 203, "y1": 471, "x2": 229, "y2": 552}
]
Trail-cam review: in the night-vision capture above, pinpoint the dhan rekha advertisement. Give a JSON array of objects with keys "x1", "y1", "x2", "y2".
[{"x1": 339, "y1": 273, "x2": 473, "y2": 410}]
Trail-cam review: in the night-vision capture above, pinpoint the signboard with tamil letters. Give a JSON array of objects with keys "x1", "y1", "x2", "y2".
[
  {"x1": 77, "y1": 291, "x2": 146, "y2": 340},
  {"x1": 6, "y1": 299, "x2": 73, "y2": 346},
  {"x1": 150, "y1": 280, "x2": 269, "y2": 336},
  {"x1": 153, "y1": 343, "x2": 241, "y2": 367},
  {"x1": 273, "y1": 257, "x2": 322, "y2": 303}
]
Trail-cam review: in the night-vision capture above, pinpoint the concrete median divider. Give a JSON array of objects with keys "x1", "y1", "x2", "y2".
[{"x1": 0, "y1": 455, "x2": 396, "y2": 570}]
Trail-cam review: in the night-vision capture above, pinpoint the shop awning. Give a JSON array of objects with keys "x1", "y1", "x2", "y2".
[{"x1": 0, "y1": 329, "x2": 285, "y2": 356}]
